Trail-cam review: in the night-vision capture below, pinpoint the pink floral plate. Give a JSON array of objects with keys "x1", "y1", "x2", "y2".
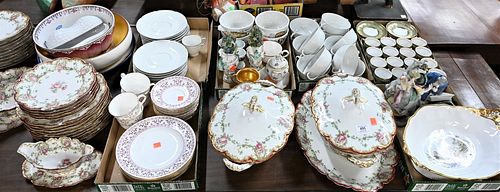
[
  {"x1": 151, "y1": 76, "x2": 200, "y2": 112},
  {"x1": 296, "y1": 91, "x2": 398, "y2": 192},
  {"x1": 0, "y1": 10, "x2": 30, "y2": 42},
  {"x1": 116, "y1": 116, "x2": 196, "y2": 181},
  {"x1": 0, "y1": 67, "x2": 28, "y2": 111}
]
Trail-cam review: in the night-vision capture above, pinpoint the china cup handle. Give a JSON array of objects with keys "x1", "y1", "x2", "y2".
[
  {"x1": 281, "y1": 50, "x2": 289, "y2": 58},
  {"x1": 201, "y1": 37, "x2": 207, "y2": 46},
  {"x1": 256, "y1": 80, "x2": 278, "y2": 88},
  {"x1": 120, "y1": 73, "x2": 127, "y2": 78},
  {"x1": 347, "y1": 155, "x2": 377, "y2": 168},
  {"x1": 150, "y1": 83, "x2": 155, "y2": 88},
  {"x1": 217, "y1": 25, "x2": 226, "y2": 32},
  {"x1": 223, "y1": 158, "x2": 253, "y2": 172},
  {"x1": 306, "y1": 72, "x2": 319, "y2": 81},
  {"x1": 290, "y1": 32, "x2": 298, "y2": 39},
  {"x1": 137, "y1": 94, "x2": 147, "y2": 106}
]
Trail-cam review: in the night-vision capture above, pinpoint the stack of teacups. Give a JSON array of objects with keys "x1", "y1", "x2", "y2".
[
  {"x1": 137, "y1": 10, "x2": 190, "y2": 44},
  {"x1": 151, "y1": 76, "x2": 200, "y2": 120},
  {"x1": 255, "y1": 11, "x2": 290, "y2": 45},
  {"x1": 120, "y1": 72, "x2": 154, "y2": 106},
  {"x1": 0, "y1": 10, "x2": 34, "y2": 70}
]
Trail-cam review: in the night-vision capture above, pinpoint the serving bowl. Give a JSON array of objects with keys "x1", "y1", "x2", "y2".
[
  {"x1": 403, "y1": 105, "x2": 500, "y2": 180},
  {"x1": 255, "y1": 11, "x2": 289, "y2": 38},
  {"x1": 218, "y1": 10, "x2": 255, "y2": 38},
  {"x1": 36, "y1": 12, "x2": 132, "y2": 71},
  {"x1": 33, "y1": 5, "x2": 115, "y2": 58}
]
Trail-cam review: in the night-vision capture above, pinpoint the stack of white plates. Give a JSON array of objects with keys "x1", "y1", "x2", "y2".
[
  {"x1": 0, "y1": 11, "x2": 34, "y2": 70},
  {"x1": 116, "y1": 116, "x2": 196, "y2": 181},
  {"x1": 151, "y1": 76, "x2": 200, "y2": 120},
  {"x1": 137, "y1": 10, "x2": 190, "y2": 44},
  {"x1": 133, "y1": 40, "x2": 189, "y2": 82}
]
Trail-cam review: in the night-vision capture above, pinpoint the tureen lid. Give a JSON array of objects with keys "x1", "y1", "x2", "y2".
[
  {"x1": 209, "y1": 82, "x2": 295, "y2": 164},
  {"x1": 311, "y1": 76, "x2": 396, "y2": 154}
]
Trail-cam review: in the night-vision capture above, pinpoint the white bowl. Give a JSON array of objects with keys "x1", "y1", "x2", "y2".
[
  {"x1": 320, "y1": 13, "x2": 351, "y2": 35},
  {"x1": 263, "y1": 28, "x2": 289, "y2": 45},
  {"x1": 297, "y1": 27, "x2": 325, "y2": 55},
  {"x1": 330, "y1": 29, "x2": 357, "y2": 53},
  {"x1": 404, "y1": 105, "x2": 500, "y2": 180},
  {"x1": 255, "y1": 11, "x2": 289, "y2": 38},
  {"x1": 297, "y1": 47, "x2": 331, "y2": 80},
  {"x1": 218, "y1": 10, "x2": 254, "y2": 34},
  {"x1": 289, "y1": 17, "x2": 319, "y2": 38},
  {"x1": 324, "y1": 35, "x2": 342, "y2": 52}
]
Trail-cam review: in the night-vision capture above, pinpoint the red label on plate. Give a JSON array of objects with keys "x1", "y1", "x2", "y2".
[
  {"x1": 153, "y1": 142, "x2": 161, "y2": 149},
  {"x1": 178, "y1": 96, "x2": 184, "y2": 101},
  {"x1": 267, "y1": 96, "x2": 274, "y2": 101},
  {"x1": 370, "y1": 118, "x2": 377, "y2": 126}
]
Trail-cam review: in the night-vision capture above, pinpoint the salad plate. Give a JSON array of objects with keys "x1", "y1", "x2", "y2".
[
  {"x1": 0, "y1": 10, "x2": 30, "y2": 42},
  {"x1": 116, "y1": 116, "x2": 196, "y2": 181},
  {"x1": 136, "y1": 10, "x2": 188, "y2": 40},
  {"x1": 15, "y1": 58, "x2": 96, "y2": 111},
  {"x1": 209, "y1": 82, "x2": 294, "y2": 171},
  {"x1": 404, "y1": 105, "x2": 500, "y2": 180},
  {"x1": 355, "y1": 21, "x2": 387, "y2": 39},
  {"x1": 0, "y1": 67, "x2": 28, "y2": 111},
  {"x1": 151, "y1": 76, "x2": 200, "y2": 116},
  {"x1": 0, "y1": 109, "x2": 23, "y2": 133},
  {"x1": 385, "y1": 21, "x2": 418, "y2": 39},
  {"x1": 297, "y1": 91, "x2": 398, "y2": 192},
  {"x1": 133, "y1": 40, "x2": 188, "y2": 74},
  {"x1": 311, "y1": 76, "x2": 396, "y2": 154}
]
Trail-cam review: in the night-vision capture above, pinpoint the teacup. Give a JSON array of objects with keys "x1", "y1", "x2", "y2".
[
  {"x1": 255, "y1": 11, "x2": 289, "y2": 38},
  {"x1": 290, "y1": 17, "x2": 319, "y2": 38},
  {"x1": 374, "y1": 68, "x2": 392, "y2": 83},
  {"x1": 234, "y1": 68, "x2": 260, "y2": 84},
  {"x1": 297, "y1": 47, "x2": 331, "y2": 80},
  {"x1": 399, "y1": 47, "x2": 416, "y2": 59},
  {"x1": 235, "y1": 39, "x2": 245, "y2": 49},
  {"x1": 182, "y1": 35, "x2": 206, "y2": 57},
  {"x1": 297, "y1": 27, "x2": 325, "y2": 55},
  {"x1": 366, "y1": 47, "x2": 383, "y2": 58},
  {"x1": 120, "y1": 73, "x2": 154, "y2": 107},
  {"x1": 369, "y1": 57, "x2": 387, "y2": 69},
  {"x1": 263, "y1": 28, "x2": 289, "y2": 45},
  {"x1": 386, "y1": 56, "x2": 404, "y2": 69},
  {"x1": 415, "y1": 46, "x2": 433, "y2": 59},
  {"x1": 320, "y1": 13, "x2": 351, "y2": 35},
  {"x1": 263, "y1": 41, "x2": 289, "y2": 63},
  {"x1": 324, "y1": 35, "x2": 343, "y2": 52},
  {"x1": 353, "y1": 59, "x2": 366, "y2": 77},
  {"x1": 237, "y1": 48, "x2": 246, "y2": 61},
  {"x1": 108, "y1": 93, "x2": 146, "y2": 129},
  {"x1": 218, "y1": 10, "x2": 255, "y2": 38},
  {"x1": 380, "y1": 37, "x2": 396, "y2": 47},
  {"x1": 382, "y1": 46, "x2": 399, "y2": 57},
  {"x1": 364, "y1": 37, "x2": 381, "y2": 47}
]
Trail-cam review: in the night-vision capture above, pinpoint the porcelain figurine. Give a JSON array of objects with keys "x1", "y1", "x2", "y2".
[
  {"x1": 406, "y1": 60, "x2": 428, "y2": 86},
  {"x1": 384, "y1": 74, "x2": 421, "y2": 117},
  {"x1": 218, "y1": 35, "x2": 238, "y2": 71},
  {"x1": 266, "y1": 54, "x2": 289, "y2": 85},
  {"x1": 246, "y1": 26, "x2": 264, "y2": 69},
  {"x1": 420, "y1": 69, "x2": 449, "y2": 101}
]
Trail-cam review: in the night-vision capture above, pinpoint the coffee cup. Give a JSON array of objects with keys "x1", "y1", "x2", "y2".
[
  {"x1": 263, "y1": 41, "x2": 289, "y2": 63},
  {"x1": 108, "y1": 93, "x2": 146, "y2": 129},
  {"x1": 182, "y1": 35, "x2": 206, "y2": 57}
]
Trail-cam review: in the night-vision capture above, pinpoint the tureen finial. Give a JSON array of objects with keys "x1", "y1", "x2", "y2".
[
  {"x1": 342, "y1": 88, "x2": 367, "y2": 110},
  {"x1": 242, "y1": 95, "x2": 264, "y2": 113}
]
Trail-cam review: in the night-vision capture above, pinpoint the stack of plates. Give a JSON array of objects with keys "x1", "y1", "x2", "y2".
[
  {"x1": 151, "y1": 76, "x2": 200, "y2": 120},
  {"x1": 0, "y1": 67, "x2": 28, "y2": 133},
  {"x1": 133, "y1": 40, "x2": 188, "y2": 82},
  {"x1": 116, "y1": 116, "x2": 196, "y2": 181},
  {"x1": 0, "y1": 11, "x2": 34, "y2": 70},
  {"x1": 14, "y1": 58, "x2": 111, "y2": 141},
  {"x1": 137, "y1": 10, "x2": 190, "y2": 44}
]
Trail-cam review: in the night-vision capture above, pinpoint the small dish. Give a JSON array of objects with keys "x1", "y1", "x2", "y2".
[
  {"x1": 386, "y1": 57, "x2": 404, "y2": 68},
  {"x1": 411, "y1": 37, "x2": 427, "y2": 47},
  {"x1": 415, "y1": 46, "x2": 433, "y2": 58},
  {"x1": 355, "y1": 21, "x2": 387, "y2": 39},
  {"x1": 366, "y1": 47, "x2": 383, "y2": 58},
  {"x1": 382, "y1": 46, "x2": 399, "y2": 57},
  {"x1": 151, "y1": 76, "x2": 200, "y2": 113},
  {"x1": 0, "y1": 67, "x2": 28, "y2": 111},
  {"x1": 399, "y1": 47, "x2": 416, "y2": 59},
  {"x1": 374, "y1": 68, "x2": 392, "y2": 83}
]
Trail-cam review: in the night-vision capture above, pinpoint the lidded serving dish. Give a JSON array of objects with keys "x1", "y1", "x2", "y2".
[
  {"x1": 209, "y1": 81, "x2": 295, "y2": 171},
  {"x1": 404, "y1": 105, "x2": 500, "y2": 180}
]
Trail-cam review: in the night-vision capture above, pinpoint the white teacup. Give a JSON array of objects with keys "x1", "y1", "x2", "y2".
[
  {"x1": 297, "y1": 27, "x2": 325, "y2": 55},
  {"x1": 290, "y1": 17, "x2": 319, "y2": 38},
  {"x1": 237, "y1": 48, "x2": 246, "y2": 61},
  {"x1": 380, "y1": 37, "x2": 396, "y2": 47},
  {"x1": 297, "y1": 47, "x2": 331, "y2": 80},
  {"x1": 374, "y1": 68, "x2": 392, "y2": 83},
  {"x1": 320, "y1": 13, "x2": 351, "y2": 35},
  {"x1": 182, "y1": 35, "x2": 206, "y2": 57},
  {"x1": 108, "y1": 93, "x2": 146, "y2": 129},
  {"x1": 369, "y1": 57, "x2": 387, "y2": 69},
  {"x1": 218, "y1": 10, "x2": 255, "y2": 38},
  {"x1": 263, "y1": 41, "x2": 289, "y2": 63},
  {"x1": 121, "y1": 73, "x2": 154, "y2": 107}
]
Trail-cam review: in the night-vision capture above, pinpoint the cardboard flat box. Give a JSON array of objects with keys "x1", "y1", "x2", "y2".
[
  {"x1": 238, "y1": 0, "x2": 303, "y2": 17},
  {"x1": 184, "y1": 18, "x2": 212, "y2": 83}
]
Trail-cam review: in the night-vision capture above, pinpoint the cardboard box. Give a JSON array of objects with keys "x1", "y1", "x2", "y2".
[
  {"x1": 94, "y1": 86, "x2": 204, "y2": 192},
  {"x1": 214, "y1": 36, "x2": 296, "y2": 99},
  {"x1": 395, "y1": 129, "x2": 500, "y2": 192},
  {"x1": 238, "y1": 0, "x2": 303, "y2": 17}
]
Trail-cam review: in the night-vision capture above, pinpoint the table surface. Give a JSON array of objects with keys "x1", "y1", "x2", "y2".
[{"x1": 1, "y1": 0, "x2": 499, "y2": 191}]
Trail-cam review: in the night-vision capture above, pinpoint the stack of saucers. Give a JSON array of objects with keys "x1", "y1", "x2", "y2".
[
  {"x1": 137, "y1": 10, "x2": 189, "y2": 44},
  {"x1": 0, "y1": 67, "x2": 28, "y2": 133},
  {"x1": 116, "y1": 116, "x2": 196, "y2": 181},
  {"x1": 14, "y1": 58, "x2": 111, "y2": 141},
  {"x1": 0, "y1": 10, "x2": 34, "y2": 70},
  {"x1": 151, "y1": 76, "x2": 200, "y2": 120},
  {"x1": 133, "y1": 40, "x2": 189, "y2": 82}
]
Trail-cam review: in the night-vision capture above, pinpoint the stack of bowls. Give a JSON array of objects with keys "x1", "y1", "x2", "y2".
[
  {"x1": 116, "y1": 116, "x2": 196, "y2": 181},
  {"x1": 0, "y1": 11, "x2": 34, "y2": 70},
  {"x1": 133, "y1": 40, "x2": 189, "y2": 82},
  {"x1": 0, "y1": 67, "x2": 27, "y2": 133},
  {"x1": 137, "y1": 10, "x2": 189, "y2": 44},
  {"x1": 35, "y1": 11, "x2": 134, "y2": 73},
  {"x1": 14, "y1": 58, "x2": 111, "y2": 141},
  {"x1": 150, "y1": 76, "x2": 201, "y2": 120},
  {"x1": 218, "y1": 10, "x2": 255, "y2": 42},
  {"x1": 255, "y1": 11, "x2": 290, "y2": 45}
]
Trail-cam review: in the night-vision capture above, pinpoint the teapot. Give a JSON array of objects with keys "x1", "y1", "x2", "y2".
[{"x1": 266, "y1": 54, "x2": 289, "y2": 83}]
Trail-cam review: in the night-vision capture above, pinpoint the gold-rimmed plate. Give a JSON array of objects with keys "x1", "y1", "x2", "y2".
[
  {"x1": 355, "y1": 21, "x2": 387, "y2": 39},
  {"x1": 386, "y1": 21, "x2": 418, "y2": 38}
]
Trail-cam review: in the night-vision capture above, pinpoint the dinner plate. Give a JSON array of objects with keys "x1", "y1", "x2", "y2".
[
  {"x1": 296, "y1": 91, "x2": 398, "y2": 192},
  {"x1": 355, "y1": 21, "x2": 387, "y2": 39},
  {"x1": 0, "y1": 10, "x2": 30, "y2": 42},
  {"x1": 137, "y1": 10, "x2": 188, "y2": 40},
  {"x1": 116, "y1": 116, "x2": 196, "y2": 181},
  {"x1": 386, "y1": 21, "x2": 418, "y2": 39},
  {"x1": 133, "y1": 40, "x2": 188, "y2": 74}
]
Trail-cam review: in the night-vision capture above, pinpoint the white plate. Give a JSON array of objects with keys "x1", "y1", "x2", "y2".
[
  {"x1": 133, "y1": 40, "x2": 188, "y2": 74},
  {"x1": 297, "y1": 91, "x2": 398, "y2": 192},
  {"x1": 137, "y1": 10, "x2": 188, "y2": 40},
  {"x1": 151, "y1": 76, "x2": 200, "y2": 111},
  {"x1": 116, "y1": 116, "x2": 196, "y2": 181}
]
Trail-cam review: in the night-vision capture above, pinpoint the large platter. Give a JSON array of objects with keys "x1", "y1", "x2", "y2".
[
  {"x1": 310, "y1": 76, "x2": 396, "y2": 154},
  {"x1": 296, "y1": 91, "x2": 397, "y2": 192},
  {"x1": 209, "y1": 82, "x2": 294, "y2": 168},
  {"x1": 116, "y1": 116, "x2": 196, "y2": 181},
  {"x1": 14, "y1": 58, "x2": 96, "y2": 111}
]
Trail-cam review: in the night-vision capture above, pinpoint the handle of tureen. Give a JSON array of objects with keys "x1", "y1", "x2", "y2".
[
  {"x1": 256, "y1": 80, "x2": 278, "y2": 88},
  {"x1": 341, "y1": 88, "x2": 368, "y2": 110},
  {"x1": 223, "y1": 158, "x2": 253, "y2": 172},
  {"x1": 346, "y1": 155, "x2": 377, "y2": 168}
]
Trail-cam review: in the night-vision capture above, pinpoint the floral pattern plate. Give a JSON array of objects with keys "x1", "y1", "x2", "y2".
[
  {"x1": 311, "y1": 76, "x2": 396, "y2": 154},
  {"x1": 0, "y1": 109, "x2": 22, "y2": 133},
  {"x1": 151, "y1": 76, "x2": 200, "y2": 112},
  {"x1": 297, "y1": 91, "x2": 398, "y2": 192},
  {"x1": 116, "y1": 116, "x2": 196, "y2": 181},
  {"x1": 209, "y1": 82, "x2": 295, "y2": 166},
  {"x1": 22, "y1": 151, "x2": 101, "y2": 188},
  {"x1": 0, "y1": 67, "x2": 27, "y2": 111},
  {"x1": 15, "y1": 58, "x2": 96, "y2": 111},
  {"x1": 0, "y1": 10, "x2": 30, "y2": 41}
]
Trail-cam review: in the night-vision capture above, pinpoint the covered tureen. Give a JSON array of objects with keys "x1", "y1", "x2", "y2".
[{"x1": 209, "y1": 81, "x2": 295, "y2": 171}]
